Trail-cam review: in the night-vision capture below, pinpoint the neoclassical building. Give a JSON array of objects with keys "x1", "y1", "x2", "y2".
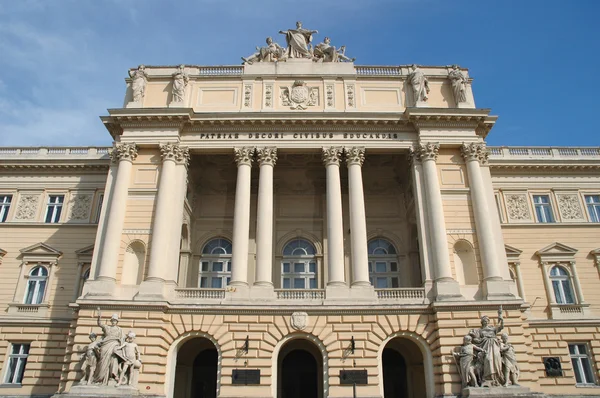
[{"x1": 1, "y1": 31, "x2": 600, "y2": 398}]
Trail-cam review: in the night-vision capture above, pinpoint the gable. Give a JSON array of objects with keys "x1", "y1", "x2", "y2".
[
  {"x1": 536, "y1": 242, "x2": 577, "y2": 262},
  {"x1": 19, "y1": 242, "x2": 62, "y2": 263}
]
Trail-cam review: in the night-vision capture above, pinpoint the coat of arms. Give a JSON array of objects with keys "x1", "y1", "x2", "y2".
[
  {"x1": 281, "y1": 81, "x2": 318, "y2": 110},
  {"x1": 290, "y1": 312, "x2": 308, "y2": 331}
]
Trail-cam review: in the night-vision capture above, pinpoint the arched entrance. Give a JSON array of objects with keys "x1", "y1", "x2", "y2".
[
  {"x1": 278, "y1": 339, "x2": 323, "y2": 398},
  {"x1": 381, "y1": 337, "x2": 427, "y2": 398},
  {"x1": 173, "y1": 338, "x2": 219, "y2": 398}
]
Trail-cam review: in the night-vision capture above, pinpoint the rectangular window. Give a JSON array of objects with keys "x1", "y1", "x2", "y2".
[
  {"x1": 4, "y1": 343, "x2": 30, "y2": 384},
  {"x1": 585, "y1": 195, "x2": 600, "y2": 222},
  {"x1": 569, "y1": 344, "x2": 596, "y2": 385},
  {"x1": 0, "y1": 195, "x2": 11, "y2": 223},
  {"x1": 94, "y1": 193, "x2": 104, "y2": 223},
  {"x1": 533, "y1": 195, "x2": 554, "y2": 223},
  {"x1": 44, "y1": 195, "x2": 64, "y2": 223}
]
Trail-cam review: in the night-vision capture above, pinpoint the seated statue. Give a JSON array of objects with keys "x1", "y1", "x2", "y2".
[
  {"x1": 242, "y1": 37, "x2": 287, "y2": 64},
  {"x1": 313, "y1": 37, "x2": 355, "y2": 62}
]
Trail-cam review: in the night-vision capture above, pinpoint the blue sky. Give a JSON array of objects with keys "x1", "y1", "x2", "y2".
[{"x1": 1, "y1": 0, "x2": 598, "y2": 147}]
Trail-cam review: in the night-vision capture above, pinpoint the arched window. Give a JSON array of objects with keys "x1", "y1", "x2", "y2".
[
  {"x1": 24, "y1": 266, "x2": 48, "y2": 304},
  {"x1": 368, "y1": 238, "x2": 399, "y2": 288},
  {"x1": 281, "y1": 239, "x2": 317, "y2": 289},
  {"x1": 199, "y1": 238, "x2": 232, "y2": 288},
  {"x1": 550, "y1": 265, "x2": 575, "y2": 304}
]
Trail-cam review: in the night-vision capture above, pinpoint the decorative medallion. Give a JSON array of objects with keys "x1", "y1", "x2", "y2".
[
  {"x1": 281, "y1": 81, "x2": 318, "y2": 110},
  {"x1": 290, "y1": 312, "x2": 308, "y2": 331}
]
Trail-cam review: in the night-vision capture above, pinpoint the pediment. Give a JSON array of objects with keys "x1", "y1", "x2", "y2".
[
  {"x1": 591, "y1": 248, "x2": 600, "y2": 257},
  {"x1": 536, "y1": 242, "x2": 577, "y2": 261},
  {"x1": 0, "y1": 248, "x2": 6, "y2": 257},
  {"x1": 75, "y1": 245, "x2": 94, "y2": 256},
  {"x1": 19, "y1": 242, "x2": 62, "y2": 263},
  {"x1": 504, "y1": 244, "x2": 522, "y2": 261}
]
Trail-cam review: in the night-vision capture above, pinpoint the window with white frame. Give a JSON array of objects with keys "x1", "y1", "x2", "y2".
[
  {"x1": 585, "y1": 195, "x2": 600, "y2": 223},
  {"x1": 23, "y1": 266, "x2": 48, "y2": 305},
  {"x1": 569, "y1": 343, "x2": 596, "y2": 385},
  {"x1": 0, "y1": 195, "x2": 12, "y2": 223},
  {"x1": 198, "y1": 238, "x2": 231, "y2": 288},
  {"x1": 78, "y1": 267, "x2": 91, "y2": 298},
  {"x1": 281, "y1": 239, "x2": 317, "y2": 289},
  {"x1": 94, "y1": 193, "x2": 104, "y2": 223},
  {"x1": 368, "y1": 238, "x2": 399, "y2": 288},
  {"x1": 3, "y1": 343, "x2": 30, "y2": 384},
  {"x1": 550, "y1": 265, "x2": 575, "y2": 304},
  {"x1": 533, "y1": 195, "x2": 555, "y2": 223},
  {"x1": 44, "y1": 195, "x2": 64, "y2": 223}
]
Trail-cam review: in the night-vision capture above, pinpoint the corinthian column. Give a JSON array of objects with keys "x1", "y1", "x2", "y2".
[
  {"x1": 345, "y1": 147, "x2": 370, "y2": 286},
  {"x1": 97, "y1": 143, "x2": 138, "y2": 282},
  {"x1": 322, "y1": 147, "x2": 346, "y2": 286},
  {"x1": 254, "y1": 147, "x2": 277, "y2": 287},
  {"x1": 412, "y1": 143, "x2": 461, "y2": 299},
  {"x1": 230, "y1": 147, "x2": 254, "y2": 286}
]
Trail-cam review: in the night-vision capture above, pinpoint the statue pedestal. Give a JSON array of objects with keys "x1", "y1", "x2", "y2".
[
  {"x1": 54, "y1": 384, "x2": 149, "y2": 398},
  {"x1": 462, "y1": 386, "x2": 544, "y2": 397},
  {"x1": 125, "y1": 101, "x2": 143, "y2": 109}
]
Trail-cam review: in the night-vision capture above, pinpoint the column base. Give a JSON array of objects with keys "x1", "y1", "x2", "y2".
[
  {"x1": 168, "y1": 101, "x2": 185, "y2": 108},
  {"x1": 414, "y1": 100, "x2": 430, "y2": 107},
  {"x1": 324, "y1": 284, "x2": 350, "y2": 303},
  {"x1": 249, "y1": 284, "x2": 276, "y2": 301},
  {"x1": 125, "y1": 101, "x2": 143, "y2": 109},
  {"x1": 483, "y1": 278, "x2": 517, "y2": 300},
  {"x1": 350, "y1": 284, "x2": 378, "y2": 302},
  {"x1": 82, "y1": 279, "x2": 116, "y2": 298},
  {"x1": 224, "y1": 283, "x2": 251, "y2": 302},
  {"x1": 135, "y1": 279, "x2": 174, "y2": 301},
  {"x1": 433, "y1": 278, "x2": 463, "y2": 301},
  {"x1": 461, "y1": 385, "x2": 541, "y2": 397}
]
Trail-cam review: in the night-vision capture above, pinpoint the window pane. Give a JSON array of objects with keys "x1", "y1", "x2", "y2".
[
  {"x1": 390, "y1": 262, "x2": 398, "y2": 272},
  {"x1": 309, "y1": 278, "x2": 316, "y2": 289},
  {"x1": 201, "y1": 262, "x2": 209, "y2": 272},
  {"x1": 375, "y1": 262, "x2": 386, "y2": 273},
  {"x1": 293, "y1": 278, "x2": 305, "y2": 289},
  {"x1": 309, "y1": 262, "x2": 316, "y2": 273},
  {"x1": 376, "y1": 277, "x2": 388, "y2": 288},
  {"x1": 368, "y1": 262, "x2": 372, "y2": 273},
  {"x1": 283, "y1": 263, "x2": 290, "y2": 273},
  {"x1": 561, "y1": 280, "x2": 575, "y2": 304},
  {"x1": 283, "y1": 278, "x2": 290, "y2": 289},
  {"x1": 552, "y1": 280, "x2": 563, "y2": 304},
  {"x1": 200, "y1": 277, "x2": 208, "y2": 288},
  {"x1": 391, "y1": 277, "x2": 399, "y2": 288},
  {"x1": 34, "y1": 280, "x2": 46, "y2": 304},
  {"x1": 294, "y1": 263, "x2": 304, "y2": 273},
  {"x1": 25, "y1": 281, "x2": 36, "y2": 304},
  {"x1": 226, "y1": 277, "x2": 231, "y2": 286},
  {"x1": 211, "y1": 278, "x2": 222, "y2": 288},
  {"x1": 577, "y1": 344, "x2": 586, "y2": 354},
  {"x1": 227, "y1": 262, "x2": 231, "y2": 272},
  {"x1": 15, "y1": 358, "x2": 27, "y2": 384},
  {"x1": 569, "y1": 345, "x2": 576, "y2": 355},
  {"x1": 212, "y1": 262, "x2": 223, "y2": 272},
  {"x1": 5, "y1": 357, "x2": 17, "y2": 383},
  {"x1": 572, "y1": 358, "x2": 583, "y2": 383},
  {"x1": 11, "y1": 344, "x2": 21, "y2": 355},
  {"x1": 581, "y1": 357, "x2": 594, "y2": 384}
]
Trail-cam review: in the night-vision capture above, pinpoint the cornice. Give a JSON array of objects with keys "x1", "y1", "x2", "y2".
[
  {"x1": 489, "y1": 163, "x2": 600, "y2": 171},
  {"x1": 0, "y1": 163, "x2": 109, "y2": 171}
]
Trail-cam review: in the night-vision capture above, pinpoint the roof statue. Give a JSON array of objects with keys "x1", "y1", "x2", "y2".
[{"x1": 242, "y1": 21, "x2": 355, "y2": 64}]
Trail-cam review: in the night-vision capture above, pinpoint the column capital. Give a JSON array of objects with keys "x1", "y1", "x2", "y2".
[
  {"x1": 461, "y1": 142, "x2": 489, "y2": 164},
  {"x1": 110, "y1": 143, "x2": 138, "y2": 163},
  {"x1": 345, "y1": 147, "x2": 365, "y2": 166},
  {"x1": 322, "y1": 146, "x2": 343, "y2": 166},
  {"x1": 234, "y1": 147, "x2": 255, "y2": 167},
  {"x1": 257, "y1": 147, "x2": 277, "y2": 166},
  {"x1": 160, "y1": 143, "x2": 190, "y2": 166},
  {"x1": 412, "y1": 142, "x2": 439, "y2": 162}
]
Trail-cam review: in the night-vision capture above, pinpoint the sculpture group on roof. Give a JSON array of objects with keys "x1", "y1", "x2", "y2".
[{"x1": 242, "y1": 21, "x2": 355, "y2": 64}]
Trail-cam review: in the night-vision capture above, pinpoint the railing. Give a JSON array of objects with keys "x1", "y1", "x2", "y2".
[
  {"x1": 557, "y1": 304, "x2": 584, "y2": 314},
  {"x1": 376, "y1": 288, "x2": 426, "y2": 301},
  {"x1": 16, "y1": 305, "x2": 40, "y2": 313},
  {"x1": 489, "y1": 146, "x2": 600, "y2": 159},
  {"x1": 275, "y1": 289, "x2": 325, "y2": 300},
  {"x1": 355, "y1": 66, "x2": 402, "y2": 76},
  {"x1": 0, "y1": 147, "x2": 111, "y2": 157},
  {"x1": 198, "y1": 66, "x2": 243, "y2": 76},
  {"x1": 174, "y1": 288, "x2": 225, "y2": 300}
]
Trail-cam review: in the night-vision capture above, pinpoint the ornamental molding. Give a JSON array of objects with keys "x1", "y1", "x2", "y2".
[
  {"x1": 345, "y1": 147, "x2": 365, "y2": 166},
  {"x1": 234, "y1": 147, "x2": 255, "y2": 166},
  {"x1": 322, "y1": 147, "x2": 343, "y2": 166},
  {"x1": 0, "y1": 163, "x2": 108, "y2": 170},
  {"x1": 280, "y1": 81, "x2": 318, "y2": 110},
  {"x1": 504, "y1": 193, "x2": 531, "y2": 222},
  {"x1": 556, "y1": 193, "x2": 584, "y2": 221},
  {"x1": 489, "y1": 164, "x2": 600, "y2": 171},
  {"x1": 159, "y1": 143, "x2": 190, "y2": 166},
  {"x1": 68, "y1": 194, "x2": 93, "y2": 221},
  {"x1": 14, "y1": 194, "x2": 40, "y2": 221},
  {"x1": 290, "y1": 312, "x2": 308, "y2": 331},
  {"x1": 257, "y1": 147, "x2": 277, "y2": 166}
]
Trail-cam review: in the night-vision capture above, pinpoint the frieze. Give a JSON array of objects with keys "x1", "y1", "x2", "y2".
[{"x1": 194, "y1": 132, "x2": 401, "y2": 140}]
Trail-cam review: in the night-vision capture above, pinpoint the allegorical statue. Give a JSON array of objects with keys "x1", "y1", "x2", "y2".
[
  {"x1": 242, "y1": 37, "x2": 287, "y2": 64},
  {"x1": 469, "y1": 309, "x2": 504, "y2": 387},
  {"x1": 96, "y1": 309, "x2": 124, "y2": 385},
  {"x1": 448, "y1": 64, "x2": 468, "y2": 104},
  {"x1": 499, "y1": 333, "x2": 519, "y2": 386},
  {"x1": 79, "y1": 332, "x2": 99, "y2": 385},
  {"x1": 454, "y1": 335, "x2": 485, "y2": 388},
  {"x1": 129, "y1": 65, "x2": 148, "y2": 103},
  {"x1": 279, "y1": 21, "x2": 318, "y2": 59},
  {"x1": 408, "y1": 64, "x2": 430, "y2": 104},
  {"x1": 313, "y1": 37, "x2": 355, "y2": 62},
  {"x1": 115, "y1": 331, "x2": 142, "y2": 386},
  {"x1": 171, "y1": 65, "x2": 189, "y2": 103}
]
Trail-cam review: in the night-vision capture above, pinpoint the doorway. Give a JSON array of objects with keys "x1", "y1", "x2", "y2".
[
  {"x1": 173, "y1": 338, "x2": 218, "y2": 398},
  {"x1": 278, "y1": 339, "x2": 323, "y2": 398}
]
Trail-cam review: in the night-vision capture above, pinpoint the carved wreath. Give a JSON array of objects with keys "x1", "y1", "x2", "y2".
[{"x1": 281, "y1": 81, "x2": 318, "y2": 110}]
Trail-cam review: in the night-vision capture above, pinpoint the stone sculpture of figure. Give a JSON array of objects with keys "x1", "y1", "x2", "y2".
[
  {"x1": 115, "y1": 331, "x2": 142, "y2": 387},
  {"x1": 95, "y1": 308, "x2": 124, "y2": 385},
  {"x1": 408, "y1": 64, "x2": 430, "y2": 103},
  {"x1": 448, "y1": 64, "x2": 468, "y2": 104},
  {"x1": 499, "y1": 333, "x2": 519, "y2": 387},
  {"x1": 129, "y1": 65, "x2": 148, "y2": 103},
  {"x1": 171, "y1": 65, "x2": 189, "y2": 103},
  {"x1": 279, "y1": 21, "x2": 318, "y2": 59},
  {"x1": 242, "y1": 37, "x2": 287, "y2": 64},
  {"x1": 314, "y1": 37, "x2": 355, "y2": 63},
  {"x1": 79, "y1": 332, "x2": 99, "y2": 385},
  {"x1": 454, "y1": 335, "x2": 485, "y2": 388},
  {"x1": 469, "y1": 309, "x2": 505, "y2": 387}
]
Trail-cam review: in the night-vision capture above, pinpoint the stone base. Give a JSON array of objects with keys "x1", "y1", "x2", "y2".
[
  {"x1": 135, "y1": 280, "x2": 174, "y2": 301},
  {"x1": 125, "y1": 101, "x2": 143, "y2": 109},
  {"x1": 168, "y1": 101, "x2": 184, "y2": 108},
  {"x1": 457, "y1": 101, "x2": 475, "y2": 109},
  {"x1": 483, "y1": 279, "x2": 517, "y2": 300},
  {"x1": 55, "y1": 384, "x2": 144, "y2": 397},
  {"x1": 434, "y1": 278, "x2": 463, "y2": 301},
  {"x1": 414, "y1": 100, "x2": 430, "y2": 107},
  {"x1": 461, "y1": 385, "x2": 544, "y2": 397}
]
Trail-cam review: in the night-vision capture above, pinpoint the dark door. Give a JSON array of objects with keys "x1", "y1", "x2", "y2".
[
  {"x1": 382, "y1": 348, "x2": 408, "y2": 398},
  {"x1": 192, "y1": 349, "x2": 218, "y2": 398},
  {"x1": 281, "y1": 349, "x2": 318, "y2": 398}
]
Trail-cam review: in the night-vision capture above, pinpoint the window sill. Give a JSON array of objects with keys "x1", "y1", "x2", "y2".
[
  {"x1": 7, "y1": 303, "x2": 50, "y2": 316},
  {"x1": 0, "y1": 384, "x2": 22, "y2": 388},
  {"x1": 549, "y1": 303, "x2": 591, "y2": 319},
  {"x1": 575, "y1": 384, "x2": 600, "y2": 388}
]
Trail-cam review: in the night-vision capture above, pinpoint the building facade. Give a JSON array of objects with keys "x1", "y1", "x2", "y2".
[{"x1": 1, "y1": 35, "x2": 600, "y2": 398}]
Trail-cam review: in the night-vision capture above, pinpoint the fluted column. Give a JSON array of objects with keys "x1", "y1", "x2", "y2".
[
  {"x1": 461, "y1": 143, "x2": 502, "y2": 281},
  {"x1": 345, "y1": 147, "x2": 370, "y2": 287},
  {"x1": 230, "y1": 147, "x2": 254, "y2": 286},
  {"x1": 97, "y1": 143, "x2": 138, "y2": 281},
  {"x1": 412, "y1": 143, "x2": 453, "y2": 281},
  {"x1": 254, "y1": 147, "x2": 277, "y2": 286},
  {"x1": 146, "y1": 144, "x2": 189, "y2": 283},
  {"x1": 322, "y1": 147, "x2": 346, "y2": 286}
]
